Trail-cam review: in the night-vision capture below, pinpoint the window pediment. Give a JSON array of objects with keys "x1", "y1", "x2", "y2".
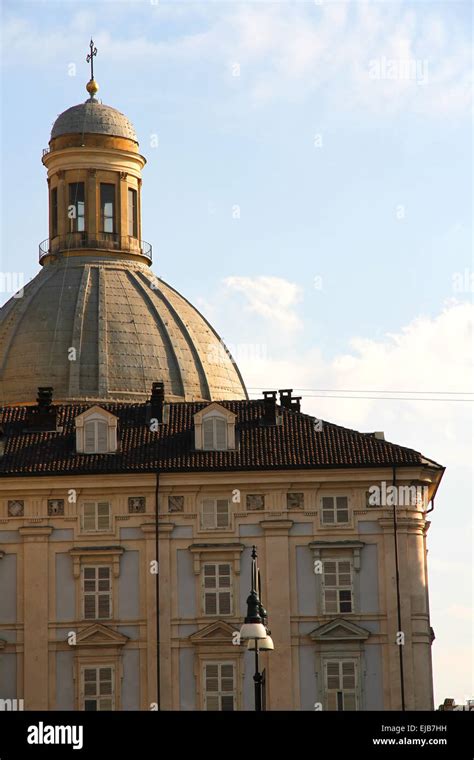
[
  {"x1": 310, "y1": 619, "x2": 370, "y2": 642},
  {"x1": 194, "y1": 403, "x2": 236, "y2": 451},
  {"x1": 75, "y1": 623, "x2": 128, "y2": 649},
  {"x1": 189, "y1": 620, "x2": 239, "y2": 645},
  {"x1": 75, "y1": 406, "x2": 118, "y2": 454}
]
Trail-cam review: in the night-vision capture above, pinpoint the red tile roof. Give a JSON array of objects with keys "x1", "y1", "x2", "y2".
[{"x1": 0, "y1": 401, "x2": 443, "y2": 477}]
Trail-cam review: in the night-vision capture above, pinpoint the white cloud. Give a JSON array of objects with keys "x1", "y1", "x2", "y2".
[
  {"x1": 223, "y1": 275, "x2": 303, "y2": 331},
  {"x1": 3, "y1": 1, "x2": 471, "y2": 117},
  {"x1": 235, "y1": 300, "x2": 473, "y2": 466}
]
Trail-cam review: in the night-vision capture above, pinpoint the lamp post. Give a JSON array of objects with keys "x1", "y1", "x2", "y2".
[{"x1": 240, "y1": 546, "x2": 274, "y2": 711}]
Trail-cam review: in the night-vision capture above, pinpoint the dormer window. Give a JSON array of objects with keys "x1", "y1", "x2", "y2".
[
  {"x1": 85, "y1": 419, "x2": 108, "y2": 453},
  {"x1": 75, "y1": 407, "x2": 118, "y2": 454},
  {"x1": 203, "y1": 417, "x2": 227, "y2": 450},
  {"x1": 193, "y1": 403, "x2": 236, "y2": 451}
]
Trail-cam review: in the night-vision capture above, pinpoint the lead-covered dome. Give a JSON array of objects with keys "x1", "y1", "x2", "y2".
[
  {"x1": 0, "y1": 257, "x2": 248, "y2": 405},
  {"x1": 51, "y1": 99, "x2": 138, "y2": 142}
]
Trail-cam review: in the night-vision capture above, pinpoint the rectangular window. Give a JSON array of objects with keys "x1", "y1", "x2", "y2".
[
  {"x1": 202, "y1": 417, "x2": 227, "y2": 450},
  {"x1": 204, "y1": 662, "x2": 235, "y2": 711},
  {"x1": 83, "y1": 566, "x2": 112, "y2": 620},
  {"x1": 81, "y1": 502, "x2": 111, "y2": 532},
  {"x1": 68, "y1": 182, "x2": 85, "y2": 232},
  {"x1": 100, "y1": 183, "x2": 115, "y2": 233},
  {"x1": 203, "y1": 563, "x2": 232, "y2": 615},
  {"x1": 51, "y1": 188, "x2": 58, "y2": 237},
  {"x1": 82, "y1": 666, "x2": 114, "y2": 711},
  {"x1": 323, "y1": 560, "x2": 353, "y2": 614},
  {"x1": 128, "y1": 188, "x2": 138, "y2": 238},
  {"x1": 325, "y1": 660, "x2": 357, "y2": 711},
  {"x1": 84, "y1": 419, "x2": 109, "y2": 453},
  {"x1": 201, "y1": 499, "x2": 230, "y2": 530},
  {"x1": 321, "y1": 496, "x2": 349, "y2": 524}
]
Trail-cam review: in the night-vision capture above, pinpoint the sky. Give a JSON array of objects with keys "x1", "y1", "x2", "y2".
[{"x1": 0, "y1": 0, "x2": 472, "y2": 706}]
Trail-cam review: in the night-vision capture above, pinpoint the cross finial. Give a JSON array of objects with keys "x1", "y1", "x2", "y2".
[
  {"x1": 86, "y1": 38, "x2": 97, "y2": 80},
  {"x1": 85, "y1": 39, "x2": 99, "y2": 100}
]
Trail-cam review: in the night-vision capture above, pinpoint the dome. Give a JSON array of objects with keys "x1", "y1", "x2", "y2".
[
  {"x1": 51, "y1": 99, "x2": 138, "y2": 142},
  {"x1": 0, "y1": 256, "x2": 248, "y2": 405}
]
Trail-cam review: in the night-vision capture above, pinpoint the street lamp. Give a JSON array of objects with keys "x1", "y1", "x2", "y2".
[{"x1": 240, "y1": 546, "x2": 274, "y2": 711}]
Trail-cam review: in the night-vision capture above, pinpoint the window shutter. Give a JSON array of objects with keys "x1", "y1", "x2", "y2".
[
  {"x1": 84, "y1": 422, "x2": 95, "y2": 453},
  {"x1": 336, "y1": 496, "x2": 349, "y2": 523},
  {"x1": 203, "y1": 419, "x2": 214, "y2": 449},
  {"x1": 201, "y1": 500, "x2": 216, "y2": 529},
  {"x1": 205, "y1": 664, "x2": 218, "y2": 691},
  {"x1": 219, "y1": 564, "x2": 231, "y2": 585},
  {"x1": 216, "y1": 500, "x2": 229, "y2": 528},
  {"x1": 218, "y1": 564, "x2": 232, "y2": 614},
  {"x1": 99, "y1": 668, "x2": 113, "y2": 695},
  {"x1": 204, "y1": 564, "x2": 217, "y2": 615},
  {"x1": 344, "y1": 693, "x2": 356, "y2": 711},
  {"x1": 97, "y1": 502, "x2": 110, "y2": 531},
  {"x1": 205, "y1": 663, "x2": 235, "y2": 711},
  {"x1": 321, "y1": 496, "x2": 334, "y2": 523},
  {"x1": 219, "y1": 592, "x2": 231, "y2": 615},
  {"x1": 82, "y1": 503, "x2": 96, "y2": 531},
  {"x1": 97, "y1": 421, "x2": 108, "y2": 453},
  {"x1": 84, "y1": 593, "x2": 96, "y2": 619},
  {"x1": 342, "y1": 662, "x2": 355, "y2": 689},
  {"x1": 98, "y1": 592, "x2": 111, "y2": 619},
  {"x1": 215, "y1": 418, "x2": 227, "y2": 450},
  {"x1": 83, "y1": 669, "x2": 97, "y2": 697},
  {"x1": 221, "y1": 695, "x2": 234, "y2": 711},
  {"x1": 205, "y1": 593, "x2": 217, "y2": 615}
]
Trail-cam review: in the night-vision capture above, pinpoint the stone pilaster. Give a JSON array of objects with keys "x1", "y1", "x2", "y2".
[
  {"x1": 259, "y1": 519, "x2": 293, "y2": 710},
  {"x1": 19, "y1": 526, "x2": 53, "y2": 709}
]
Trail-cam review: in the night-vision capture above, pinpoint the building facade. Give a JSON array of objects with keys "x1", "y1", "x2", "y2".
[{"x1": 0, "y1": 71, "x2": 444, "y2": 712}]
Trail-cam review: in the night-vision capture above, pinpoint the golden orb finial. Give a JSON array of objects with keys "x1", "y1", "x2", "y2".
[{"x1": 86, "y1": 78, "x2": 99, "y2": 98}]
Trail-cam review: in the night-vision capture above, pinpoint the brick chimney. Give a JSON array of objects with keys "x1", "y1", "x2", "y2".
[
  {"x1": 261, "y1": 391, "x2": 278, "y2": 425},
  {"x1": 148, "y1": 381, "x2": 165, "y2": 424},
  {"x1": 25, "y1": 387, "x2": 57, "y2": 431},
  {"x1": 279, "y1": 389, "x2": 302, "y2": 413}
]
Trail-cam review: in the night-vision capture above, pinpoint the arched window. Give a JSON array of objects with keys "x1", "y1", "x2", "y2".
[
  {"x1": 203, "y1": 417, "x2": 227, "y2": 451},
  {"x1": 84, "y1": 419, "x2": 108, "y2": 453}
]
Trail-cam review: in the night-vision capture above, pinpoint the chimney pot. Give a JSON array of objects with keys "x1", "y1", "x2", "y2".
[
  {"x1": 261, "y1": 390, "x2": 277, "y2": 425},
  {"x1": 149, "y1": 381, "x2": 165, "y2": 424}
]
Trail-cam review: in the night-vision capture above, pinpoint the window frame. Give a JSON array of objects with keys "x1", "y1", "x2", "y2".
[
  {"x1": 81, "y1": 501, "x2": 111, "y2": 533},
  {"x1": 202, "y1": 562, "x2": 233, "y2": 616},
  {"x1": 322, "y1": 558, "x2": 353, "y2": 614},
  {"x1": 203, "y1": 661, "x2": 236, "y2": 711},
  {"x1": 321, "y1": 495, "x2": 350, "y2": 525},
  {"x1": 100, "y1": 183, "x2": 116, "y2": 234},
  {"x1": 82, "y1": 564, "x2": 112, "y2": 621},
  {"x1": 324, "y1": 659, "x2": 358, "y2": 711},
  {"x1": 127, "y1": 187, "x2": 138, "y2": 238},
  {"x1": 202, "y1": 416, "x2": 228, "y2": 451},
  {"x1": 68, "y1": 181, "x2": 86, "y2": 233},
  {"x1": 80, "y1": 665, "x2": 115, "y2": 711},
  {"x1": 200, "y1": 498, "x2": 230, "y2": 530},
  {"x1": 84, "y1": 419, "x2": 109, "y2": 454},
  {"x1": 51, "y1": 187, "x2": 58, "y2": 238}
]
